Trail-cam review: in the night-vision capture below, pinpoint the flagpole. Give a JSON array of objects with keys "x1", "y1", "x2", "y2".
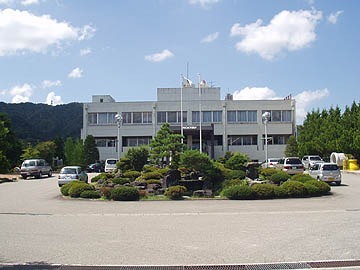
[
  {"x1": 198, "y1": 73, "x2": 202, "y2": 154},
  {"x1": 180, "y1": 75, "x2": 183, "y2": 144}
]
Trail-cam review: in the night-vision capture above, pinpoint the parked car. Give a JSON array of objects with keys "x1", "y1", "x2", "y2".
[
  {"x1": 308, "y1": 162, "x2": 341, "y2": 185},
  {"x1": 261, "y1": 158, "x2": 281, "y2": 168},
  {"x1": 86, "y1": 163, "x2": 104, "y2": 173},
  {"x1": 276, "y1": 157, "x2": 304, "y2": 175},
  {"x1": 302, "y1": 155, "x2": 324, "y2": 169},
  {"x1": 58, "y1": 166, "x2": 88, "y2": 187},
  {"x1": 105, "y1": 158, "x2": 118, "y2": 173},
  {"x1": 20, "y1": 159, "x2": 52, "y2": 179}
]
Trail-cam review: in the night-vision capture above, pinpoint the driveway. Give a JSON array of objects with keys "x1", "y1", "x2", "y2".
[{"x1": 0, "y1": 173, "x2": 359, "y2": 266}]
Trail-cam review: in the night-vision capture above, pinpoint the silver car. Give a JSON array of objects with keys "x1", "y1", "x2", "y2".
[
  {"x1": 302, "y1": 155, "x2": 324, "y2": 169},
  {"x1": 58, "y1": 166, "x2": 88, "y2": 187},
  {"x1": 309, "y1": 163, "x2": 341, "y2": 185},
  {"x1": 276, "y1": 157, "x2": 304, "y2": 175},
  {"x1": 21, "y1": 159, "x2": 52, "y2": 179}
]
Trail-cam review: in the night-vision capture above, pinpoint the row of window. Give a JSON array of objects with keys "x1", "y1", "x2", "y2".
[
  {"x1": 94, "y1": 134, "x2": 289, "y2": 148},
  {"x1": 88, "y1": 110, "x2": 292, "y2": 125}
]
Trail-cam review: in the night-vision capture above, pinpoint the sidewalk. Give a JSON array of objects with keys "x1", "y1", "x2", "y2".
[{"x1": 341, "y1": 169, "x2": 360, "y2": 175}]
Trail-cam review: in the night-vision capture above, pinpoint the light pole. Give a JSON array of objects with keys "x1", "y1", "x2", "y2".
[
  {"x1": 115, "y1": 113, "x2": 123, "y2": 161},
  {"x1": 262, "y1": 112, "x2": 270, "y2": 167}
]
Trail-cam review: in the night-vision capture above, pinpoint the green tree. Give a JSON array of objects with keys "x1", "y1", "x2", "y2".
[
  {"x1": 125, "y1": 145, "x2": 149, "y2": 171},
  {"x1": 285, "y1": 136, "x2": 298, "y2": 157},
  {"x1": 83, "y1": 135, "x2": 99, "y2": 165},
  {"x1": 21, "y1": 143, "x2": 40, "y2": 161},
  {"x1": 225, "y1": 152, "x2": 250, "y2": 170},
  {"x1": 149, "y1": 123, "x2": 185, "y2": 167},
  {"x1": 54, "y1": 136, "x2": 65, "y2": 160},
  {"x1": 36, "y1": 141, "x2": 56, "y2": 164},
  {"x1": 73, "y1": 139, "x2": 85, "y2": 166},
  {"x1": 64, "y1": 137, "x2": 75, "y2": 165}
]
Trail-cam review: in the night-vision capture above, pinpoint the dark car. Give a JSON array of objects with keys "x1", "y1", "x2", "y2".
[{"x1": 86, "y1": 163, "x2": 104, "y2": 173}]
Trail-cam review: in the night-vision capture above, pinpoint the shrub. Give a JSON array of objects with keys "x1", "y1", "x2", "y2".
[
  {"x1": 291, "y1": 174, "x2": 314, "y2": 183},
  {"x1": 142, "y1": 171, "x2": 162, "y2": 180},
  {"x1": 112, "y1": 177, "x2": 131, "y2": 185},
  {"x1": 259, "y1": 168, "x2": 279, "y2": 180},
  {"x1": 99, "y1": 187, "x2": 112, "y2": 200},
  {"x1": 158, "y1": 167, "x2": 170, "y2": 176},
  {"x1": 90, "y1": 174, "x2": 102, "y2": 183},
  {"x1": 270, "y1": 172, "x2": 290, "y2": 185},
  {"x1": 60, "y1": 181, "x2": 84, "y2": 196},
  {"x1": 223, "y1": 179, "x2": 247, "y2": 187},
  {"x1": 110, "y1": 186, "x2": 140, "y2": 201},
  {"x1": 117, "y1": 158, "x2": 132, "y2": 173},
  {"x1": 305, "y1": 180, "x2": 331, "y2": 195},
  {"x1": 273, "y1": 186, "x2": 288, "y2": 198},
  {"x1": 224, "y1": 152, "x2": 250, "y2": 170},
  {"x1": 146, "y1": 179, "x2": 161, "y2": 185},
  {"x1": 226, "y1": 170, "x2": 246, "y2": 180},
  {"x1": 222, "y1": 184, "x2": 255, "y2": 200},
  {"x1": 304, "y1": 182, "x2": 321, "y2": 197},
  {"x1": 252, "y1": 184, "x2": 275, "y2": 199},
  {"x1": 281, "y1": 181, "x2": 307, "y2": 198},
  {"x1": 69, "y1": 183, "x2": 94, "y2": 198},
  {"x1": 165, "y1": 185, "x2": 187, "y2": 200},
  {"x1": 143, "y1": 165, "x2": 158, "y2": 173},
  {"x1": 123, "y1": 170, "x2": 141, "y2": 181},
  {"x1": 80, "y1": 190, "x2": 101, "y2": 199}
]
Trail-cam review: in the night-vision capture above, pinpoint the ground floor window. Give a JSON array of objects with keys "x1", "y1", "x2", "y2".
[
  {"x1": 263, "y1": 134, "x2": 290, "y2": 145},
  {"x1": 228, "y1": 135, "x2": 258, "y2": 146},
  {"x1": 122, "y1": 136, "x2": 152, "y2": 147},
  {"x1": 95, "y1": 137, "x2": 117, "y2": 147}
]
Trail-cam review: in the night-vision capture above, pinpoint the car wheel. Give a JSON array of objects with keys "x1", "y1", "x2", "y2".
[
  {"x1": 48, "y1": 170, "x2": 52, "y2": 177},
  {"x1": 35, "y1": 172, "x2": 41, "y2": 179},
  {"x1": 336, "y1": 181, "x2": 341, "y2": 186},
  {"x1": 22, "y1": 175, "x2": 27, "y2": 180}
]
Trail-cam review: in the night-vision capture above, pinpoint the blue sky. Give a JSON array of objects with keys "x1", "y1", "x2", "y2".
[{"x1": 0, "y1": 0, "x2": 359, "y2": 123}]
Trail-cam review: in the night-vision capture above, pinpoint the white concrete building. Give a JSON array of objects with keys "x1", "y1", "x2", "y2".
[{"x1": 81, "y1": 84, "x2": 296, "y2": 161}]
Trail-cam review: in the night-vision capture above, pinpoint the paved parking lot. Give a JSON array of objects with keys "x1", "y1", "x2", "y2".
[{"x1": 0, "y1": 173, "x2": 359, "y2": 266}]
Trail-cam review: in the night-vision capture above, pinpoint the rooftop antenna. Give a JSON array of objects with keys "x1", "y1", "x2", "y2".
[{"x1": 186, "y1": 62, "x2": 189, "y2": 79}]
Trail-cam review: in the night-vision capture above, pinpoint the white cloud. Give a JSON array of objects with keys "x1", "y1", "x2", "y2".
[
  {"x1": 230, "y1": 9, "x2": 322, "y2": 60},
  {"x1": 45, "y1": 91, "x2": 63, "y2": 105},
  {"x1": 145, "y1": 49, "x2": 174, "y2": 62},
  {"x1": 21, "y1": 0, "x2": 39, "y2": 6},
  {"x1": 41, "y1": 80, "x2": 62, "y2": 88},
  {"x1": 8, "y1": 83, "x2": 33, "y2": 103},
  {"x1": 233, "y1": 87, "x2": 279, "y2": 100},
  {"x1": 68, "y1": 67, "x2": 83, "y2": 78},
  {"x1": 328, "y1": 10, "x2": 343, "y2": 24},
  {"x1": 201, "y1": 32, "x2": 219, "y2": 43},
  {"x1": 189, "y1": 0, "x2": 219, "y2": 8},
  {"x1": 80, "y1": 48, "x2": 91, "y2": 56},
  {"x1": 0, "y1": 9, "x2": 95, "y2": 56},
  {"x1": 294, "y1": 88, "x2": 329, "y2": 123},
  {"x1": 232, "y1": 87, "x2": 329, "y2": 123},
  {"x1": 78, "y1": 25, "x2": 96, "y2": 41}
]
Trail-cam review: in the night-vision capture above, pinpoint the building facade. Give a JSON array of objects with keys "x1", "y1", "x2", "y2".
[{"x1": 81, "y1": 85, "x2": 296, "y2": 161}]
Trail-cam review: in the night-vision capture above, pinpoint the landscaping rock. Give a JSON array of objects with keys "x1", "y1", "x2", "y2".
[
  {"x1": 163, "y1": 169, "x2": 181, "y2": 188},
  {"x1": 245, "y1": 162, "x2": 260, "y2": 180},
  {"x1": 193, "y1": 189, "x2": 213, "y2": 197}
]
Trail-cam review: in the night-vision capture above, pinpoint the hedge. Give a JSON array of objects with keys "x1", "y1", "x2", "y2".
[
  {"x1": 112, "y1": 178, "x2": 131, "y2": 185},
  {"x1": 222, "y1": 184, "x2": 255, "y2": 200},
  {"x1": 80, "y1": 190, "x2": 101, "y2": 199},
  {"x1": 252, "y1": 184, "x2": 275, "y2": 199},
  {"x1": 60, "y1": 181, "x2": 85, "y2": 196},
  {"x1": 165, "y1": 185, "x2": 187, "y2": 200},
  {"x1": 270, "y1": 172, "x2": 290, "y2": 185},
  {"x1": 259, "y1": 167, "x2": 280, "y2": 179},
  {"x1": 305, "y1": 180, "x2": 331, "y2": 195},
  {"x1": 110, "y1": 186, "x2": 140, "y2": 201},
  {"x1": 290, "y1": 174, "x2": 314, "y2": 183},
  {"x1": 123, "y1": 170, "x2": 141, "y2": 181},
  {"x1": 280, "y1": 181, "x2": 307, "y2": 198},
  {"x1": 69, "y1": 183, "x2": 95, "y2": 198}
]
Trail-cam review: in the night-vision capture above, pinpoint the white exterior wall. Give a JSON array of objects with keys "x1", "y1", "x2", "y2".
[{"x1": 82, "y1": 91, "x2": 296, "y2": 161}]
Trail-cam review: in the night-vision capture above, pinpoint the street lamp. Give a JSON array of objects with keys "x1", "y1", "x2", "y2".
[
  {"x1": 262, "y1": 112, "x2": 271, "y2": 167},
  {"x1": 115, "y1": 113, "x2": 123, "y2": 161}
]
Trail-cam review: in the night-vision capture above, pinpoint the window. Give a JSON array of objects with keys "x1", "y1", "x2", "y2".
[
  {"x1": 133, "y1": 112, "x2": 142, "y2": 123},
  {"x1": 157, "y1": 112, "x2": 167, "y2": 123},
  {"x1": 95, "y1": 138, "x2": 106, "y2": 147},
  {"x1": 123, "y1": 136, "x2": 152, "y2": 147},
  {"x1": 168, "y1": 112, "x2": 177, "y2": 123},
  {"x1": 213, "y1": 111, "x2": 222, "y2": 122},
  {"x1": 107, "y1": 138, "x2": 116, "y2": 147},
  {"x1": 177, "y1": 111, "x2": 187, "y2": 123},
  {"x1": 227, "y1": 111, "x2": 236, "y2": 122},
  {"x1": 108, "y1": 112, "x2": 116, "y2": 124},
  {"x1": 272, "y1": 110, "x2": 281, "y2": 122},
  {"x1": 98, "y1": 113, "x2": 108, "y2": 124},
  {"x1": 122, "y1": 112, "x2": 132, "y2": 124},
  {"x1": 238, "y1": 111, "x2": 247, "y2": 122},
  {"x1": 248, "y1": 111, "x2": 257, "y2": 122},
  {"x1": 95, "y1": 137, "x2": 116, "y2": 147},
  {"x1": 88, "y1": 113, "x2": 97, "y2": 124},
  {"x1": 192, "y1": 111, "x2": 200, "y2": 123},
  {"x1": 282, "y1": 110, "x2": 292, "y2": 122},
  {"x1": 228, "y1": 135, "x2": 257, "y2": 145},
  {"x1": 268, "y1": 135, "x2": 289, "y2": 145},
  {"x1": 143, "y1": 112, "x2": 152, "y2": 123},
  {"x1": 203, "y1": 111, "x2": 212, "y2": 122}
]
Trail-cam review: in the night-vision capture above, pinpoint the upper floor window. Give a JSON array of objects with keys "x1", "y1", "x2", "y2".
[
  {"x1": 88, "y1": 112, "x2": 117, "y2": 125},
  {"x1": 227, "y1": 110, "x2": 257, "y2": 123},
  {"x1": 158, "y1": 111, "x2": 187, "y2": 124},
  {"x1": 192, "y1": 111, "x2": 223, "y2": 123},
  {"x1": 122, "y1": 112, "x2": 152, "y2": 124},
  {"x1": 262, "y1": 110, "x2": 292, "y2": 122},
  {"x1": 228, "y1": 135, "x2": 258, "y2": 146}
]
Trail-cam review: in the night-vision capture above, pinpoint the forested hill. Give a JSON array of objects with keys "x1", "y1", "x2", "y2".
[{"x1": 0, "y1": 102, "x2": 83, "y2": 144}]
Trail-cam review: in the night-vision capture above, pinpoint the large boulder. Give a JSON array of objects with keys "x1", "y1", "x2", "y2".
[
  {"x1": 245, "y1": 162, "x2": 260, "y2": 180},
  {"x1": 162, "y1": 169, "x2": 181, "y2": 188}
]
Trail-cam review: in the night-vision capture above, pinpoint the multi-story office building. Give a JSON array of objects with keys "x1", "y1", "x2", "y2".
[{"x1": 81, "y1": 82, "x2": 296, "y2": 161}]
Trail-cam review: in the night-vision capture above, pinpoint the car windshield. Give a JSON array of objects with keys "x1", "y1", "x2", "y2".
[
  {"x1": 60, "y1": 168, "x2": 78, "y2": 174},
  {"x1": 323, "y1": 164, "x2": 338, "y2": 170},
  {"x1": 23, "y1": 161, "x2": 36, "y2": 167},
  {"x1": 107, "y1": 160, "x2": 117, "y2": 164},
  {"x1": 286, "y1": 159, "x2": 302, "y2": 164},
  {"x1": 310, "y1": 156, "x2": 322, "y2": 161}
]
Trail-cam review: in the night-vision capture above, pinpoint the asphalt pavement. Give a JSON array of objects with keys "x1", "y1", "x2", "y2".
[{"x1": 0, "y1": 173, "x2": 359, "y2": 267}]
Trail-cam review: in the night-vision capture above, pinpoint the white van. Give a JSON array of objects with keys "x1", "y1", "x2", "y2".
[{"x1": 105, "y1": 158, "x2": 118, "y2": 173}]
